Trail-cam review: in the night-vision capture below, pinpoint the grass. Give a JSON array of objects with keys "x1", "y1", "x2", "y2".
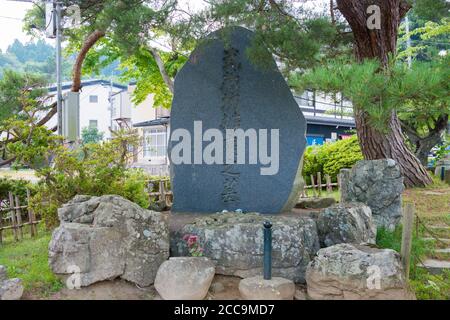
[
  {"x1": 0, "y1": 231, "x2": 63, "y2": 298},
  {"x1": 376, "y1": 180, "x2": 450, "y2": 300}
]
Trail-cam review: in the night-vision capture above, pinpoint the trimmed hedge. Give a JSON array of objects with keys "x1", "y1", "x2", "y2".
[{"x1": 303, "y1": 135, "x2": 364, "y2": 184}]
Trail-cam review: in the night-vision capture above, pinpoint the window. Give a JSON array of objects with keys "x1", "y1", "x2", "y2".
[
  {"x1": 143, "y1": 128, "x2": 167, "y2": 158},
  {"x1": 89, "y1": 95, "x2": 98, "y2": 103},
  {"x1": 89, "y1": 120, "x2": 98, "y2": 129}
]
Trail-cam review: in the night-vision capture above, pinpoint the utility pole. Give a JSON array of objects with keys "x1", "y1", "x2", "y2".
[
  {"x1": 405, "y1": 15, "x2": 412, "y2": 69},
  {"x1": 55, "y1": 1, "x2": 63, "y2": 136}
]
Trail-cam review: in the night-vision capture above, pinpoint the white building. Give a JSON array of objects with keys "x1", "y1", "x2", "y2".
[
  {"x1": 48, "y1": 80, "x2": 355, "y2": 176},
  {"x1": 47, "y1": 79, "x2": 128, "y2": 140}
]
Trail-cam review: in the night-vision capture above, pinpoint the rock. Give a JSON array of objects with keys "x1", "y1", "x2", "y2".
[
  {"x1": 169, "y1": 26, "x2": 306, "y2": 214},
  {"x1": 317, "y1": 202, "x2": 377, "y2": 248},
  {"x1": 296, "y1": 197, "x2": 336, "y2": 209},
  {"x1": 154, "y1": 257, "x2": 215, "y2": 300},
  {"x1": 49, "y1": 195, "x2": 170, "y2": 287},
  {"x1": 171, "y1": 213, "x2": 320, "y2": 283},
  {"x1": 418, "y1": 259, "x2": 450, "y2": 275},
  {"x1": 306, "y1": 244, "x2": 414, "y2": 300},
  {"x1": 294, "y1": 289, "x2": 308, "y2": 300},
  {"x1": 210, "y1": 282, "x2": 225, "y2": 294},
  {"x1": 239, "y1": 276, "x2": 295, "y2": 300},
  {"x1": 0, "y1": 265, "x2": 7, "y2": 282},
  {"x1": 0, "y1": 278, "x2": 24, "y2": 300},
  {"x1": 340, "y1": 159, "x2": 404, "y2": 230}
]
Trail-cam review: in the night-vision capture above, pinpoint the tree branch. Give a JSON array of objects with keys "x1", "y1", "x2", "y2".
[
  {"x1": 148, "y1": 47, "x2": 174, "y2": 94},
  {"x1": 71, "y1": 30, "x2": 106, "y2": 92}
]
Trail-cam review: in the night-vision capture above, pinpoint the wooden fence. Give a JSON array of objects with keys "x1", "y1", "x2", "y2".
[
  {"x1": 147, "y1": 172, "x2": 340, "y2": 206},
  {"x1": 0, "y1": 190, "x2": 39, "y2": 244},
  {"x1": 300, "y1": 172, "x2": 341, "y2": 198},
  {"x1": 147, "y1": 179, "x2": 173, "y2": 207}
]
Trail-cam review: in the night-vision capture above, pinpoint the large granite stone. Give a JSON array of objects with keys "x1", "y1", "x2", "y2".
[
  {"x1": 154, "y1": 257, "x2": 215, "y2": 300},
  {"x1": 171, "y1": 213, "x2": 320, "y2": 283},
  {"x1": 340, "y1": 159, "x2": 404, "y2": 230},
  {"x1": 0, "y1": 265, "x2": 24, "y2": 301},
  {"x1": 306, "y1": 244, "x2": 415, "y2": 300},
  {"x1": 239, "y1": 276, "x2": 295, "y2": 300},
  {"x1": 317, "y1": 202, "x2": 377, "y2": 248},
  {"x1": 169, "y1": 26, "x2": 306, "y2": 214},
  {"x1": 49, "y1": 195, "x2": 170, "y2": 287}
]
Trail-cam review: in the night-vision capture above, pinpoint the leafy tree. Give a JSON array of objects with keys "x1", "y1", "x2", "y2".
[
  {"x1": 0, "y1": 71, "x2": 56, "y2": 166},
  {"x1": 81, "y1": 126, "x2": 104, "y2": 144},
  {"x1": 15, "y1": 129, "x2": 149, "y2": 228}
]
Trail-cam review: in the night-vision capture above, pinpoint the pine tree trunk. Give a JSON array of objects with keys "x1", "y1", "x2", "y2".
[{"x1": 336, "y1": 0, "x2": 432, "y2": 187}]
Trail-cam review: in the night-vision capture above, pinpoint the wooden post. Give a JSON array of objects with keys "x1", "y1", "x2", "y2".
[
  {"x1": 401, "y1": 203, "x2": 415, "y2": 281},
  {"x1": 325, "y1": 174, "x2": 333, "y2": 193},
  {"x1": 302, "y1": 177, "x2": 308, "y2": 197},
  {"x1": 317, "y1": 172, "x2": 322, "y2": 197},
  {"x1": 8, "y1": 192, "x2": 18, "y2": 242},
  {"x1": 27, "y1": 189, "x2": 37, "y2": 237},
  {"x1": 15, "y1": 196, "x2": 23, "y2": 240},
  {"x1": 159, "y1": 180, "x2": 166, "y2": 205},
  {"x1": 310, "y1": 175, "x2": 317, "y2": 197}
]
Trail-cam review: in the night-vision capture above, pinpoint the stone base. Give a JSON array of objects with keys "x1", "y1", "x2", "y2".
[
  {"x1": 295, "y1": 197, "x2": 336, "y2": 209},
  {"x1": 171, "y1": 213, "x2": 320, "y2": 283},
  {"x1": 239, "y1": 276, "x2": 295, "y2": 300}
]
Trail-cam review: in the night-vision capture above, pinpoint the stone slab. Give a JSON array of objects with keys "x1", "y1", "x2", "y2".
[{"x1": 169, "y1": 26, "x2": 306, "y2": 214}]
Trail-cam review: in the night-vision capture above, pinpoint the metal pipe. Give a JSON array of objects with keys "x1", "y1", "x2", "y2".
[{"x1": 263, "y1": 220, "x2": 272, "y2": 280}]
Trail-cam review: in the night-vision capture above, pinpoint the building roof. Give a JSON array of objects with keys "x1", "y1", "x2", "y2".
[
  {"x1": 305, "y1": 115, "x2": 355, "y2": 128},
  {"x1": 133, "y1": 115, "x2": 354, "y2": 128},
  {"x1": 133, "y1": 117, "x2": 170, "y2": 128},
  {"x1": 47, "y1": 79, "x2": 127, "y2": 92}
]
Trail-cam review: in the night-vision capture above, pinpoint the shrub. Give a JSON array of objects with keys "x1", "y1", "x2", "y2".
[
  {"x1": 0, "y1": 178, "x2": 35, "y2": 203},
  {"x1": 27, "y1": 130, "x2": 150, "y2": 228},
  {"x1": 303, "y1": 135, "x2": 363, "y2": 184}
]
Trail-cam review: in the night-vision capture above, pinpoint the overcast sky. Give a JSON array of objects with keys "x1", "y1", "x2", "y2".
[{"x1": 0, "y1": 0, "x2": 35, "y2": 51}]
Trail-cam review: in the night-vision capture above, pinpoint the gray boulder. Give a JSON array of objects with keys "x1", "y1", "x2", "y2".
[
  {"x1": 0, "y1": 278, "x2": 24, "y2": 300},
  {"x1": 154, "y1": 257, "x2": 215, "y2": 300},
  {"x1": 0, "y1": 265, "x2": 7, "y2": 282},
  {"x1": 0, "y1": 267, "x2": 24, "y2": 301},
  {"x1": 49, "y1": 195, "x2": 170, "y2": 287},
  {"x1": 171, "y1": 213, "x2": 320, "y2": 283},
  {"x1": 340, "y1": 159, "x2": 404, "y2": 230},
  {"x1": 317, "y1": 202, "x2": 377, "y2": 247},
  {"x1": 306, "y1": 244, "x2": 414, "y2": 300},
  {"x1": 239, "y1": 276, "x2": 295, "y2": 300}
]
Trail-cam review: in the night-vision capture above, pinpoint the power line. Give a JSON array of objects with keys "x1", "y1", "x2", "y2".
[{"x1": 0, "y1": 15, "x2": 23, "y2": 21}]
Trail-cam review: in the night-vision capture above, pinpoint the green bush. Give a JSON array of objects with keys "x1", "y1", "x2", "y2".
[
  {"x1": 0, "y1": 178, "x2": 35, "y2": 203},
  {"x1": 303, "y1": 135, "x2": 363, "y2": 184},
  {"x1": 28, "y1": 130, "x2": 150, "y2": 228}
]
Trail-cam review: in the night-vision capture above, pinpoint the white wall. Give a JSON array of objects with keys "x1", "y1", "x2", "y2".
[{"x1": 47, "y1": 83, "x2": 124, "y2": 140}]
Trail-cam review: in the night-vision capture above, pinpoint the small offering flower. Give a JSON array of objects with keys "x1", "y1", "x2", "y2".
[{"x1": 183, "y1": 234, "x2": 204, "y2": 257}]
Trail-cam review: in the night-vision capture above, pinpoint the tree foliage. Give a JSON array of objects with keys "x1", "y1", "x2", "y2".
[
  {"x1": 81, "y1": 126, "x2": 104, "y2": 144},
  {"x1": 303, "y1": 135, "x2": 363, "y2": 184}
]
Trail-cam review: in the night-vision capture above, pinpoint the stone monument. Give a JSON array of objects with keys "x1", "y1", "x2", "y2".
[{"x1": 169, "y1": 26, "x2": 307, "y2": 213}]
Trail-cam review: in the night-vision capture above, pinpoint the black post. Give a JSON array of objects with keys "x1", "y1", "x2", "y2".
[
  {"x1": 263, "y1": 221, "x2": 273, "y2": 280},
  {"x1": 441, "y1": 166, "x2": 445, "y2": 181}
]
